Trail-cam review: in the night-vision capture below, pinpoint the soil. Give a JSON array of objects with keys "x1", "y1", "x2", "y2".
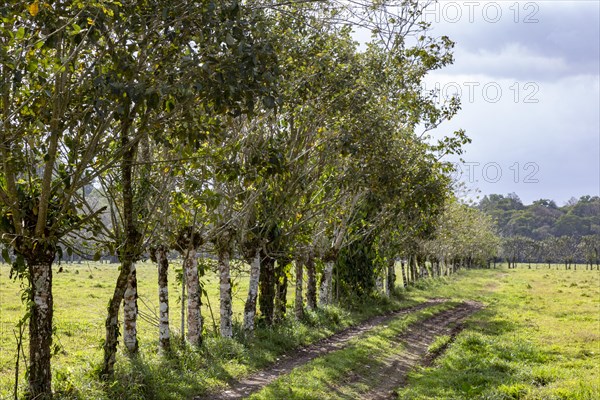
[{"x1": 194, "y1": 298, "x2": 447, "y2": 400}]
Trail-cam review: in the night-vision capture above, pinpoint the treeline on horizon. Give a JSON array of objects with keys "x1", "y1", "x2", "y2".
[{"x1": 478, "y1": 193, "x2": 599, "y2": 267}]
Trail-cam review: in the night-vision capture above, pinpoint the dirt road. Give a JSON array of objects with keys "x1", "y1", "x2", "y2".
[{"x1": 195, "y1": 300, "x2": 482, "y2": 400}]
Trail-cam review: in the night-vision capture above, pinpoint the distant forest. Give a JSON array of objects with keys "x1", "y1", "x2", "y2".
[
  {"x1": 478, "y1": 194, "x2": 599, "y2": 267},
  {"x1": 478, "y1": 194, "x2": 599, "y2": 239}
]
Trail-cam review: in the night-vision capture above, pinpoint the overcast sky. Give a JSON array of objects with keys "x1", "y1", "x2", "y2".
[{"x1": 415, "y1": 0, "x2": 600, "y2": 205}]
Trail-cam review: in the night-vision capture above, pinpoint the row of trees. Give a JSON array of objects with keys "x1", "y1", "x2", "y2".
[
  {"x1": 0, "y1": 1, "x2": 496, "y2": 398},
  {"x1": 501, "y1": 234, "x2": 600, "y2": 269}
]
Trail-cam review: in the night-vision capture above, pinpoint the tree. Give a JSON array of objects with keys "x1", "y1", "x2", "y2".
[
  {"x1": 554, "y1": 236, "x2": 579, "y2": 269},
  {"x1": 424, "y1": 200, "x2": 499, "y2": 274},
  {"x1": 579, "y1": 235, "x2": 600, "y2": 269},
  {"x1": 502, "y1": 236, "x2": 526, "y2": 268},
  {"x1": 0, "y1": 2, "x2": 123, "y2": 396}
]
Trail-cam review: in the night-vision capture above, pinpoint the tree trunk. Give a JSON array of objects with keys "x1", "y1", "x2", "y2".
[
  {"x1": 185, "y1": 249, "x2": 203, "y2": 346},
  {"x1": 156, "y1": 247, "x2": 170, "y2": 352},
  {"x1": 419, "y1": 256, "x2": 428, "y2": 278},
  {"x1": 102, "y1": 125, "x2": 140, "y2": 378},
  {"x1": 375, "y1": 275, "x2": 383, "y2": 293},
  {"x1": 400, "y1": 260, "x2": 408, "y2": 288},
  {"x1": 416, "y1": 255, "x2": 426, "y2": 278},
  {"x1": 218, "y1": 247, "x2": 233, "y2": 338},
  {"x1": 102, "y1": 258, "x2": 132, "y2": 378},
  {"x1": 319, "y1": 261, "x2": 334, "y2": 306},
  {"x1": 305, "y1": 251, "x2": 317, "y2": 310},
  {"x1": 409, "y1": 255, "x2": 417, "y2": 282},
  {"x1": 123, "y1": 263, "x2": 138, "y2": 354},
  {"x1": 180, "y1": 258, "x2": 186, "y2": 341},
  {"x1": 385, "y1": 259, "x2": 395, "y2": 296},
  {"x1": 274, "y1": 260, "x2": 288, "y2": 323},
  {"x1": 294, "y1": 260, "x2": 304, "y2": 319},
  {"x1": 26, "y1": 260, "x2": 54, "y2": 399},
  {"x1": 243, "y1": 249, "x2": 261, "y2": 332},
  {"x1": 259, "y1": 255, "x2": 276, "y2": 325},
  {"x1": 415, "y1": 256, "x2": 421, "y2": 279}
]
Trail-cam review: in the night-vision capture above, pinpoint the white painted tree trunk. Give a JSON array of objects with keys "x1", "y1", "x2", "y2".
[
  {"x1": 123, "y1": 262, "x2": 138, "y2": 353},
  {"x1": 294, "y1": 260, "x2": 304, "y2": 319},
  {"x1": 28, "y1": 261, "x2": 53, "y2": 397},
  {"x1": 243, "y1": 249, "x2": 261, "y2": 332},
  {"x1": 319, "y1": 261, "x2": 334, "y2": 306},
  {"x1": 376, "y1": 275, "x2": 383, "y2": 292},
  {"x1": 156, "y1": 247, "x2": 170, "y2": 352},
  {"x1": 219, "y1": 247, "x2": 233, "y2": 338},
  {"x1": 185, "y1": 249, "x2": 203, "y2": 346},
  {"x1": 420, "y1": 261, "x2": 429, "y2": 278}
]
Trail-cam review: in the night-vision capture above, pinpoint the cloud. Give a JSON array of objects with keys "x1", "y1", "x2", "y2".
[
  {"x1": 425, "y1": 0, "x2": 600, "y2": 79},
  {"x1": 427, "y1": 72, "x2": 599, "y2": 204},
  {"x1": 416, "y1": 1, "x2": 599, "y2": 204},
  {"x1": 448, "y1": 44, "x2": 570, "y2": 80}
]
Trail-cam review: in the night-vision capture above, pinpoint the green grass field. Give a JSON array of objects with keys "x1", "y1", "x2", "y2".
[
  {"x1": 396, "y1": 267, "x2": 600, "y2": 399},
  {"x1": 0, "y1": 262, "x2": 598, "y2": 399},
  {"x1": 245, "y1": 267, "x2": 599, "y2": 400}
]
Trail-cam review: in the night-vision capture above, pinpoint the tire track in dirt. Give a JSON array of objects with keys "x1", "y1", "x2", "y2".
[
  {"x1": 194, "y1": 298, "x2": 447, "y2": 400},
  {"x1": 359, "y1": 300, "x2": 483, "y2": 400}
]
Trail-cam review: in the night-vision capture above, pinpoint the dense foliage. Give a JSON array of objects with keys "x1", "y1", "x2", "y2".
[{"x1": 0, "y1": 1, "x2": 499, "y2": 398}]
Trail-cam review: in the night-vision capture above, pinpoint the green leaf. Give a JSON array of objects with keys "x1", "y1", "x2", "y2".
[
  {"x1": 165, "y1": 98, "x2": 175, "y2": 112},
  {"x1": 71, "y1": 24, "x2": 82, "y2": 35},
  {"x1": 15, "y1": 27, "x2": 25, "y2": 40}
]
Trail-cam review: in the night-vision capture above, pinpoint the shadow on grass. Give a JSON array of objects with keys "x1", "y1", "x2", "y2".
[{"x1": 99, "y1": 340, "x2": 239, "y2": 400}]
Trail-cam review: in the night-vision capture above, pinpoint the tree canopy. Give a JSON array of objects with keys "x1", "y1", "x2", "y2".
[{"x1": 0, "y1": 1, "x2": 499, "y2": 398}]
